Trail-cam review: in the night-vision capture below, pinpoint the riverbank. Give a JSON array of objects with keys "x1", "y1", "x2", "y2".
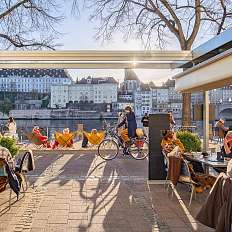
[{"x1": 8, "y1": 109, "x2": 119, "y2": 120}]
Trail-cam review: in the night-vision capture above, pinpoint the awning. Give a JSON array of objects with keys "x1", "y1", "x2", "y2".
[
  {"x1": 174, "y1": 48, "x2": 232, "y2": 93},
  {"x1": 0, "y1": 50, "x2": 192, "y2": 69}
]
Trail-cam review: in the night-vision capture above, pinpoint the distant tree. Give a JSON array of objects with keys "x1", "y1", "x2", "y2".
[
  {"x1": 80, "y1": 0, "x2": 232, "y2": 126},
  {"x1": 0, "y1": 98, "x2": 13, "y2": 115},
  {"x1": 41, "y1": 99, "x2": 49, "y2": 108},
  {"x1": 0, "y1": 0, "x2": 64, "y2": 50}
]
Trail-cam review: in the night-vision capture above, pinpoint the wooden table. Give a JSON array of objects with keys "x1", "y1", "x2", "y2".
[
  {"x1": 184, "y1": 153, "x2": 228, "y2": 174},
  {"x1": 178, "y1": 126, "x2": 197, "y2": 133}
]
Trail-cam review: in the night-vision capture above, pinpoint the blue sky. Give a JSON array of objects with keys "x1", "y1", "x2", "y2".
[{"x1": 55, "y1": 2, "x2": 211, "y2": 85}]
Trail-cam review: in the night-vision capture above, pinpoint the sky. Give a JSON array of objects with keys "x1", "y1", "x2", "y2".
[{"x1": 55, "y1": 2, "x2": 211, "y2": 85}]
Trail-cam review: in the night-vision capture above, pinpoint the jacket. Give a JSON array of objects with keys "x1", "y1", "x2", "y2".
[
  {"x1": 141, "y1": 116, "x2": 149, "y2": 127},
  {"x1": 118, "y1": 112, "x2": 137, "y2": 138},
  {"x1": 196, "y1": 173, "x2": 232, "y2": 232},
  {"x1": 3, "y1": 159, "x2": 20, "y2": 196},
  {"x1": 19, "y1": 150, "x2": 35, "y2": 172}
]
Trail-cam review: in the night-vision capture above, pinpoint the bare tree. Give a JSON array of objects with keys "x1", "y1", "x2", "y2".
[
  {"x1": 0, "y1": 0, "x2": 65, "y2": 50},
  {"x1": 80, "y1": 0, "x2": 232, "y2": 125}
]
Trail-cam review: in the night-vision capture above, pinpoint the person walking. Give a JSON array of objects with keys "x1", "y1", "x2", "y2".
[{"x1": 141, "y1": 113, "x2": 149, "y2": 138}]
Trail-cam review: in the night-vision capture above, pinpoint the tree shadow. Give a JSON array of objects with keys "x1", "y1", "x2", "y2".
[{"x1": 41, "y1": 151, "x2": 150, "y2": 231}]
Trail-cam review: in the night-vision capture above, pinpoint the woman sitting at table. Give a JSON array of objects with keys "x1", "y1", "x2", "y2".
[
  {"x1": 161, "y1": 131, "x2": 215, "y2": 193},
  {"x1": 161, "y1": 131, "x2": 184, "y2": 155},
  {"x1": 223, "y1": 131, "x2": 232, "y2": 158}
]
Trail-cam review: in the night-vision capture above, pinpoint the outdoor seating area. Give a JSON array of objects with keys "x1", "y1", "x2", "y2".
[
  {"x1": 0, "y1": 150, "x2": 218, "y2": 232},
  {"x1": 0, "y1": 146, "x2": 35, "y2": 209}
]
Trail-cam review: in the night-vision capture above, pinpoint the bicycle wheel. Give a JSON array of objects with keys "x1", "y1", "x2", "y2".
[
  {"x1": 130, "y1": 139, "x2": 149, "y2": 160},
  {"x1": 98, "y1": 139, "x2": 119, "y2": 160}
]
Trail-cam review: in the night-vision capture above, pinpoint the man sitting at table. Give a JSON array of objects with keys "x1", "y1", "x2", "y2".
[
  {"x1": 161, "y1": 131, "x2": 216, "y2": 193},
  {"x1": 215, "y1": 118, "x2": 229, "y2": 137}
]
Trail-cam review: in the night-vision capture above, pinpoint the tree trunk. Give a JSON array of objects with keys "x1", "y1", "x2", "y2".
[
  {"x1": 181, "y1": 45, "x2": 192, "y2": 126},
  {"x1": 182, "y1": 92, "x2": 191, "y2": 126}
]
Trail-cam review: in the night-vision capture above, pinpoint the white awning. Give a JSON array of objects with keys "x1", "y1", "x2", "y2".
[
  {"x1": 174, "y1": 48, "x2": 232, "y2": 92},
  {"x1": 0, "y1": 50, "x2": 192, "y2": 69}
]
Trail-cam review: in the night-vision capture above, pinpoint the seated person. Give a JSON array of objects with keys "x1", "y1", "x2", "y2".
[
  {"x1": 161, "y1": 131, "x2": 215, "y2": 193},
  {"x1": 4, "y1": 117, "x2": 18, "y2": 140},
  {"x1": 53, "y1": 128, "x2": 74, "y2": 148},
  {"x1": 161, "y1": 131, "x2": 184, "y2": 155},
  {"x1": 82, "y1": 129, "x2": 105, "y2": 147},
  {"x1": 215, "y1": 118, "x2": 229, "y2": 137},
  {"x1": 32, "y1": 126, "x2": 50, "y2": 147},
  {"x1": 222, "y1": 131, "x2": 232, "y2": 158}
]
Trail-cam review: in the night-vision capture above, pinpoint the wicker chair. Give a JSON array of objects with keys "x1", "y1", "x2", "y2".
[{"x1": 164, "y1": 152, "x2": 197, "y2": 206}]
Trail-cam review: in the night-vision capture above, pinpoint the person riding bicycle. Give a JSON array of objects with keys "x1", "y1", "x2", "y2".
[{"x1": 117, "y1": 106, "x2": 137, "y2": 154}]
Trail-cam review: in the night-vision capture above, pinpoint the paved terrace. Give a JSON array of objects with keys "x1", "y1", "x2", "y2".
[{"x1": 0, "y1": 151, "x2": 214, "y2": 232}]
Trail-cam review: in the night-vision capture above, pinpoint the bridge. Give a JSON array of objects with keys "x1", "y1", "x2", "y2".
[{"x1": 216, "y1": 102, "x2": 232, "y2": 119}]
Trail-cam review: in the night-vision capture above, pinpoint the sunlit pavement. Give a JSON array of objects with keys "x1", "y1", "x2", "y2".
[{"x1": 0, "y1": 152, "x2": 213, "y2": 232}]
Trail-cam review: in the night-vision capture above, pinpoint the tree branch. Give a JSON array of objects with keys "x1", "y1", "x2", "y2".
[
  {"x1": 0, "y1": 0, "x2": 29, "y2": 19},
  {"x1": 187, "y1": 0, "x2": 201, "y2": 49},
  {"x1": 0, "y1": 33, "x2": 55, "y2": 50}
]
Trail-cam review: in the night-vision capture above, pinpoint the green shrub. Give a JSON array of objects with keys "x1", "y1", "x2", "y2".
[
  {"x1": 176, "y1": 131, "x2": 201, "y2": 152},
  {"x1": 0, "y1": 137, "x2": 19, "y2": 157}
]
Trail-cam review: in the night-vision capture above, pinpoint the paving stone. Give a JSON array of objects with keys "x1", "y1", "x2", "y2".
[
  {"x1": 0, "y1": 152, "x2": 215, "y2": 232},
  {"x1": 48, "y1": 215, "x2": 68, "y2": 224}
]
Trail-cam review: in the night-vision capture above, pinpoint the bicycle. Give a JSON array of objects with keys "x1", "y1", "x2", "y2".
[{"x1": 97, "y1": 126, "x2": 149, "y2": 160}]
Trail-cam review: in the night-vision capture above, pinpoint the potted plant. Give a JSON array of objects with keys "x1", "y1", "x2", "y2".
[
  {"x1": 0, "y1": 137, "x2": 20, "y2": 157},
  {"x1": 176, "y1": 130, "x2": 201, "y2": 152}
]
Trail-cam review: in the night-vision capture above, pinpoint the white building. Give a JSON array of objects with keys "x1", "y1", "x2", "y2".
[
  {"x1": 118, "y1": 92, "x2": 133, "y2": 101},
  {"x1": 113, "y1": 100, "x2": 134, "y2": 112},
  {"x1": 0, "y1": 69, "x2": 72, "y2": 93},
  {"x1": 51, "y1": 76, "x2": 118, "y2": 108},
  {"x1": 151, "y1": 87, "x2": 169, "y2": 103},
  {"x1": 134, "y1": 84, "x2": 152, "y2": 117}
]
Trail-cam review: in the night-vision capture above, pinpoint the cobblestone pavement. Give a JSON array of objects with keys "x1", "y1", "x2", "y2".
[{"x1": 0, "y1": 152, "x2": 214, "y2": 232}]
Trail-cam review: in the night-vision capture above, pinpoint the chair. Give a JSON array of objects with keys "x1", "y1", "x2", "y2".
[
  {"x1": 16, "y1": 150, "x2": 35, "y2": 191},
  {"x1": 25, "y1": 132, "x2": 47, "y2": 149},
  {"x1": 55, "y1": 131, "x2": 76, "y2": 148},
  {"x1": 83, "y1": 130, "x2": 105, "y2": 145},
  {"x1": 162, "y1": 150, "x2": 169, "y2": 190},
  {"x1": 209, "y1": 124, "x2": 213, "y2": 142},
  {"x1": 0, "y1": 148, "x2": 30, "y2": 208},
  {"x1": 164, "y1": 153, "x2": 197, "y2": 206},
  {"x1": 178, "y1": 159, "x2": 197, "y2": 206},
  {"x1": 218, "y1": 128, "x2": 225, "y2": 143}
]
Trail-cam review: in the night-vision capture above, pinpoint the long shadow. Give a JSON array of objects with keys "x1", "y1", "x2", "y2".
[
  {"x1": 148, "y1": 183, "x2": 214, "y2": 231},
  {"x1": 27, "y1": 152, "x2": 64, "y2": 186},
  {"x1": 41, "y1": 151, "x2": 150, "y2": 231}
]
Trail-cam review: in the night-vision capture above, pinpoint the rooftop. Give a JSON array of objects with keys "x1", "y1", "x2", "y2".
[
  {"x1": 0, "y1": 68, "x2": 71, "y2": 79},
  {"x1": 124, "y1": 68, "x2": 140, "y2": 81},
  {"x1": 78, "y1": 76, "x2": 118, "y2": 84},
  {"x1": 140, "y1": 83, "x2": 151, "y2": 91}
]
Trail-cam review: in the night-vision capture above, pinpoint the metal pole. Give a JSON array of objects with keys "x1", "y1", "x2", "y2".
[{"x1": 203, "y1": 91, "x2": 209, "y2": 153}]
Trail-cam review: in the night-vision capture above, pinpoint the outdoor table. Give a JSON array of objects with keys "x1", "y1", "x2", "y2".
[
  {"x1": 184, "y1": 153, "x2": 228, "y2": 174},
  {"x1": 179, "y1": 126, "x2": 196, "y2": 133}
]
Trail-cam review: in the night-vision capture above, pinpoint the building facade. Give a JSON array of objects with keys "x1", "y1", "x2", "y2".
[
  {"x1": 0, "y1": 69, "x2": 72, "y2": 93},
  {"x1": 134, "y1": 84, "x2": 152, "y2": 117},
  {"x1": 51, "y1": 76, "x2": 118, "y2": 108}
]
